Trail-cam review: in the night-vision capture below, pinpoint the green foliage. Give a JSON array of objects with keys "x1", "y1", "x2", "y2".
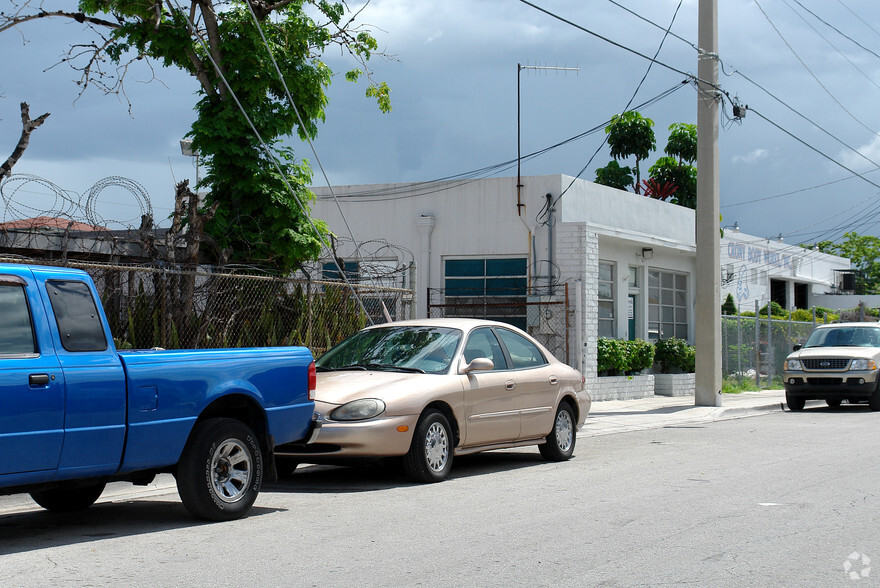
[
  {"x1": 597, "y1": 338, "x2": 656, "y2": 375},
  {"x1": 664, "y1": 123, "x2": 697, "y2": 164},
  {"x1": 597, "y1": 338, "x2": 628, "y2": 375},
  {"x1": 654, "y1": 338, "x2": 695, "y2": 373},
  {"x1": 605, "y1": 111, "x2": 655, "y2": 193},
  {"x1": 758, "y1": 301, "x2": 785, "y2": 317},
  {"x1": 721, "y1": 293, "x2": 738, "y2": 315},
  {"x1": 625, "y1": 339, "x2": 655, "y2": 372},
  {"x1": 647, "y1": 156, "x2": 697, "y2": 209},
  {"x1": 805, "y1": 232, "x2": 880, "y2": 294},
  {"x1": 789, "y1": 308, "x2": 813, "y2": 322},
  {"x1": 594, "y1": 160, "x2": 634, "y2": 191},
  {"x1": 78, "y1": 0, "x2": 390, "y2": 273}
]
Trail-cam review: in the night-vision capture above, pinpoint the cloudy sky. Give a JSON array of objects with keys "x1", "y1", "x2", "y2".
[{"x1": 2, "y1": 0, "x2": 879, "y2": 245}]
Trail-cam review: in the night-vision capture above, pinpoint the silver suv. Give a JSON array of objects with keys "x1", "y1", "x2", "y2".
[{"x1": 783, "y1": 322, "x2": 880, "y2": 411}]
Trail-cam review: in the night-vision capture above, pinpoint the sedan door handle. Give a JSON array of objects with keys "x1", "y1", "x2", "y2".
[
  {"x1": 29, "y1": 373, "x2": 51, "y2": 386},
  {"x1": 548, "y1": 376, "x2": 558, "y2": 385},
  {"x1": 505, "y1": 380, "x2": 516, "y2": 390}
]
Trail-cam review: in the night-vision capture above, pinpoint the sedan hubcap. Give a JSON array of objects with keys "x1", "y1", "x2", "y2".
[
  {"x1": 211, "y1": 439, "x2": 253, "y2": 503},
  {"x1": 424, "y1": 422, "x2": 449, "y2": 472},
  {"x1": 555, "y1": 411, "x2": 573, "y2": 452}
]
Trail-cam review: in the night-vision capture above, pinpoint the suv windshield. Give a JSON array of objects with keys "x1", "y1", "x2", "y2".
[
  {"x1": 317, "y1": 326, "x2": 462, "y2": 375},
  {"x1": 803, "y1": 326, "x2": 880, "y2": 348}
]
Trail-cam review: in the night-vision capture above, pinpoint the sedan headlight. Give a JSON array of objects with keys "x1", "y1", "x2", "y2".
[
  {"x1": 331, "y1": 398, "x2": 386, "y2": 421},
  {"x1": 849, "y1": 359, "x2": 878, "y2": 371},
  {"x1": 784, "y1": 359, "x2": 803, "y2": 371}
]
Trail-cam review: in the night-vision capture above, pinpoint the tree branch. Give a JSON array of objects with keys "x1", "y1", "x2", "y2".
[{"x1": 0, "y1": 102, "x2": 50, "y2": 182}]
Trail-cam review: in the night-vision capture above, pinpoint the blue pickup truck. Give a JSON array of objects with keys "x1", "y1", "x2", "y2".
[{"x1": 0, "y1": 263, "x2": 318, "y2": 521}]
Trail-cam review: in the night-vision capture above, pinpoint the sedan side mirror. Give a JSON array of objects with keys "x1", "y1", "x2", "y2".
[
  {"x1": 462, "y1": 357, "x2": 494, "y2": 374},
  {"x1": 792, "y1": 344, "x2": 802, "y2": 351}
]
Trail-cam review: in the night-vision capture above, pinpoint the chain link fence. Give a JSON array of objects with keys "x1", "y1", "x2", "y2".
[
  {"x1": 0, "y1": 256, "x2": 413, "y2": 356},
  {"x1": 427, "y1": 283, "x2": 572, "y2": 365},
  {"x1": 722, "y1": 313, "x2": 826, "y2": 388}
]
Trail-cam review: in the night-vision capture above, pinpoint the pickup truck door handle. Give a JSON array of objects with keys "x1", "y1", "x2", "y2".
[{"x1": 29, "y1": 374, "x2": 51, "y2": 386}]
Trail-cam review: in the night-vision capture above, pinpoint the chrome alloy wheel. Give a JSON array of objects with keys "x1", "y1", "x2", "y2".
[
  {"x1": 424, "y1": 421, "x2": 449, "y2": 472},
  {"x1": 554, "y1": 409, "x2": 574, "y2": 452},
  {"x1": 211, "y1": 438, "x2": 253, "y2": 503}
]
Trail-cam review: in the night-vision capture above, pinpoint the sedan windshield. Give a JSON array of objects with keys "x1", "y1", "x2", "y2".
[
  {"x1": 802, "y1": 326, "x2": 880, "y2": 348},
  {"x1": 317, "y1": 326, "x2": 462, "y2": 375}
]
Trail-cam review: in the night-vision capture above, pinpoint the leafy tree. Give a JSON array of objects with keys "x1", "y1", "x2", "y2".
[
  {"x1": 721, "y1": 293, "x2": 738, "y2": 315},
  {"x1": 808, "y1": 232, "x2": 880, "y2": 294},
  {"x1": 603, "y1": 111, "x2": 655, "y2": 194},
  {"x1": 2, "y1": 0, "x2": 390, "y2": 272},
  {"x1": 648, "y1": 155, "x2": 696, "y2": 209},
  {"x1": 664, "y1": 122, "x2": 697, "y2": 164},
  {"x1": 594, "y1": 159, "x2": 633, "y2": 191}
]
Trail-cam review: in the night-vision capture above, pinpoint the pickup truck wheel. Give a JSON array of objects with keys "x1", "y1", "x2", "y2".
[
  {"x1": 539, "y1": 401, "x2": 576, "y2": 461},
  {"x1": 403, "y1": 409, "x2": 452, "y2": 483},
  {"x1": 786, "y1": 393, "x2": 805, "y2": 412},
  {"x1": 30, "y1": 482, "x2": 106, "y2": 512},
  {"x1": 177, "y1": 418, "x2": 263, "y2": 521}
]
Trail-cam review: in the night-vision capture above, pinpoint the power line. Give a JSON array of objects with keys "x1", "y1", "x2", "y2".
[{"x1": 753, "y1": 0, "x2": 880, "y2": 139}]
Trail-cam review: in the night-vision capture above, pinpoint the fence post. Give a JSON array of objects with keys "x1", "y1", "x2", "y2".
[
  {"x1": 755, "y1": 300, "x2": 761, "y2": 388},
  {"x1": 788, "y1": 307, "x2": 792, "y2": 354},
  {"x1": 767, "y1": 305, "x2": 773, "y2": 386},
  {"x1": 736, "y1": 310, "x2": 742, "y2": 385},
  {"x1": 812, "y1": 306, "x2": 816, "y2": 327}
]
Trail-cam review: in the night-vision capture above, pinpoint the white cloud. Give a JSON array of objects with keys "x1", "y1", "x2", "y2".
[
  {"x1": 838, "y1": 136, "x2": 880, "y2": 174},
  {"x1": 732, "y1": 149, "x2": 769, "y2": 164}
]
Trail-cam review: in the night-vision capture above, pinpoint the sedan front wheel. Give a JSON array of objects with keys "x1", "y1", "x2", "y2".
[{"x1": 403, "y1": 409, "x2": 452, "y2": 483}]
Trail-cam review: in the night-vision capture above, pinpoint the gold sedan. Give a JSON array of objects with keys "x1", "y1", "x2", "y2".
[{"x1": 275, "y1": 318, "x2": 590, "y2": 482}]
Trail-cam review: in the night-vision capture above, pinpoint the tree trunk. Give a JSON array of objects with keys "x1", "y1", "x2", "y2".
[{"x1": 0, "y1": 103, "x2": 50, "y2": 182}]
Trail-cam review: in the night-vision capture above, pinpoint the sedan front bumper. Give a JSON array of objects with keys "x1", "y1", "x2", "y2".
[{"x1": 274, "y1": 413, "x2": 420, "y2": 460}]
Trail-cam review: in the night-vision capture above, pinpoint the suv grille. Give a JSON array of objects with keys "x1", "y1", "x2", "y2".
[{"x1": 802, "y1": 358, "x2": 849, "y2": 370}]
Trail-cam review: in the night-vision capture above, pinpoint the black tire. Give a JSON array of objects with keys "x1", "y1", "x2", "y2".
[
  {"x1": 274, "y1": 456, "x2": 300, "y2": 480},
  {"x1": 870, "y1": 382, "x2": 880, "y2": 411},
  {"x1": 403, "y1": 409, "x2": 453, "y2": 483},
  {"x1": 30, "y1": 482, "x2": 106, "y2": 513},
  {"x1": 786, "y1": 393, "x2": 806, "y2": 412},
  {"x1": 539, "y1": 401, "x2": 576, "y2": 461},
  {"x1": 176, "y1": 418, "x2": 263, "y2": 521},
  {"x1": 826, "y1": 399, "x2": 842, "y2": 409}
]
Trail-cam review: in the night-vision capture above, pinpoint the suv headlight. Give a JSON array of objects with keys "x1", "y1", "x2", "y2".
[
  {"x1": 784, "y1": 359, "x2": 803, "y2": 371},
  {"x1": 849, "y1": 359, "x2": 877, "y2": 371},
  {"x1": 330, "y1": 398, "x2": 386, "y2": 421}
]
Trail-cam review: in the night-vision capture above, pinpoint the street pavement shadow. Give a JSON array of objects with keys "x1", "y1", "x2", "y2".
[
  {"x1": 266, "y1": 449, "x2": 552, "y2": 494},
  {"x1": 0, "y1": 500, "x2": 282, "y2": 555}
]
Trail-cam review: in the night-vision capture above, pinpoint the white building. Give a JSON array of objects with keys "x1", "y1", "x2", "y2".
[{"x1": 309, "y1": 174, "x2": 851, "y2": 376}]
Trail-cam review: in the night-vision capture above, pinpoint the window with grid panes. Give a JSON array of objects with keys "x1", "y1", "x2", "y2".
[
  {"x1": 443, "y1": 258, "x2": 527, "y2": 329},
  {"x1": 648, "y1": 269, "x2": 688, "y2": 341},
  {"x1": 598, "y1": 261, "x2": 615, "y2": 338}
]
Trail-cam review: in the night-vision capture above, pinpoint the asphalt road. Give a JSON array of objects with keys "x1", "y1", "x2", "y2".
[{"x1": 1, "y1": 404, "x2": 877, "y2": 587}]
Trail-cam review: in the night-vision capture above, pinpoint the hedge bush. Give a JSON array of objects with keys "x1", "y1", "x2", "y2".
[
  {"x1": 653, "y1": 338, "x2": 696, "y2": 373},
  {"x1": 597, "y1": 337, "x2": 656, "y2": 375}
]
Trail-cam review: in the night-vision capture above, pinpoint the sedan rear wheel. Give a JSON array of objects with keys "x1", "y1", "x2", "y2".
[
  {"x1": 403, "y1": 409, "x2": 452, "y2": 483},
  {"x1": 539, "y1": 401, "x2": 576, "y2": 461}
]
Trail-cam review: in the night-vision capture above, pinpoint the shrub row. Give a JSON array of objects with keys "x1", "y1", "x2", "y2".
[{"x1": 597, "y1": 337, "x2": 694, "y2": 376}]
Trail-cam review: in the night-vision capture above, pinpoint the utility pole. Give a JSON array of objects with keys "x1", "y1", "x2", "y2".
[
  {"x1": 517, "y1": 63, "x2": 578, "y2": 216},
  {"x1": 695, "y1": 0, "x2": 722, "y2": 406}
]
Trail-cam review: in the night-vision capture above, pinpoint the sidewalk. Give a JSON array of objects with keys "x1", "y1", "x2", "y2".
[{"x1": 580, "y1": 389, "x2": 785, "y2": 437}]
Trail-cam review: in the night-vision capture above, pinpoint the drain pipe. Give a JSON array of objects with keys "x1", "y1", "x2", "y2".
[{"x1": 416, "y1": 215, "x2": 435, "y2": 318}]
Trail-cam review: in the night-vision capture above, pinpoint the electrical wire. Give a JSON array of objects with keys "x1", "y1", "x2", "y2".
[{"x1": 753, "y1": 0, "x2": 880, "y2": 139}]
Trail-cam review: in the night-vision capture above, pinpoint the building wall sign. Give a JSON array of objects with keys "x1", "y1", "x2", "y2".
[{"x1": 727, "y1": 242, "x2": 793, "y2": 269}]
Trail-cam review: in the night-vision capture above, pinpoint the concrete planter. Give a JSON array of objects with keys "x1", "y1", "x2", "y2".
[
  {"x1": 591, "y1": 374, "x2": 655, "y2": 401},
  {"x1": 653, "y1": 373, "x2": 695, "y2": 397}
]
